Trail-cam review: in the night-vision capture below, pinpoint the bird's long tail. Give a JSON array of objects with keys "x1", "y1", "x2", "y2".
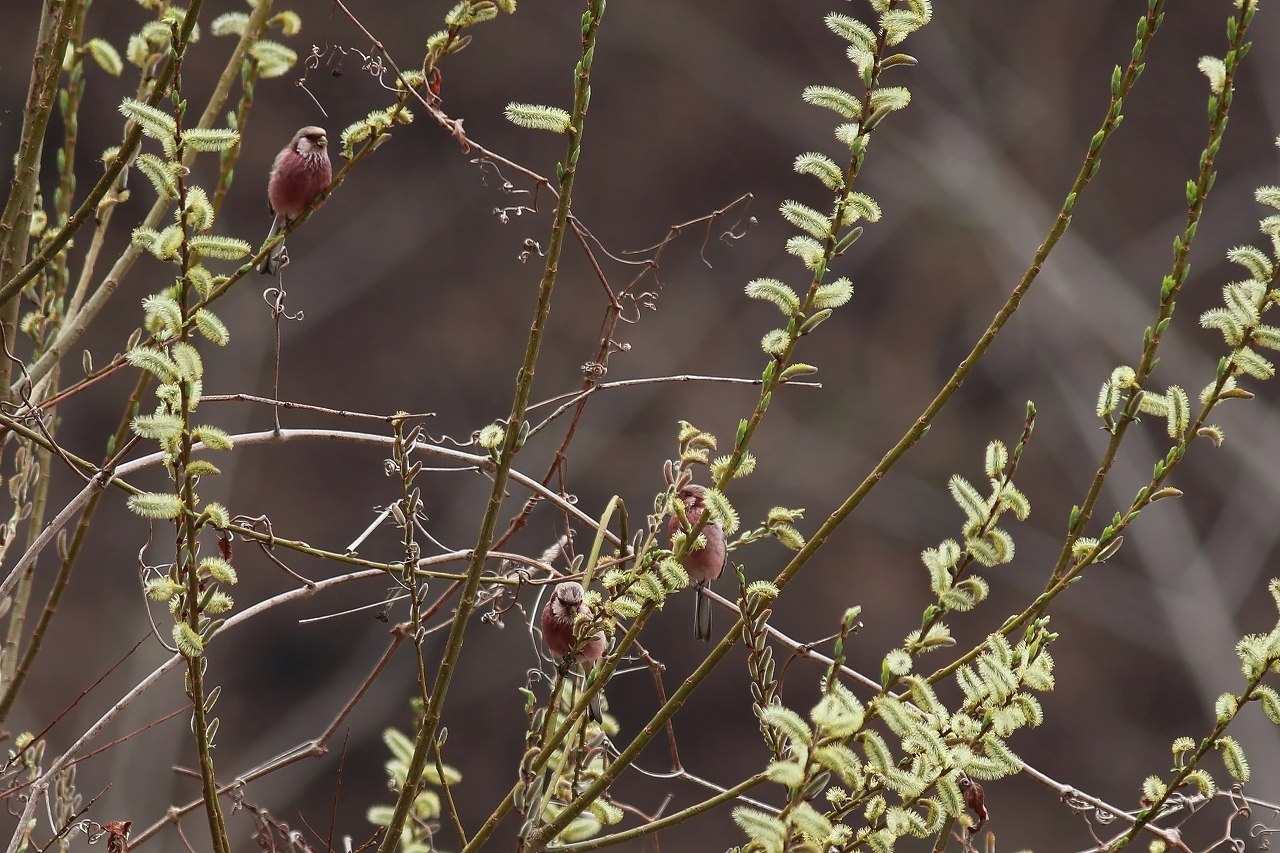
[
  {"x1": 695, "y1": 580, "x2": 713, "y2": 642},
  {"x1": 258, "y1": 213, "x2": 284, "y2": 275}
]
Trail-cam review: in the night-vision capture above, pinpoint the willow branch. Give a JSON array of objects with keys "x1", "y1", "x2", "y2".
[
  {"x1": 546, "y1": 773, "x2": 768, "y2": 852},
  {"x1": 374, "y1": 8, "x2": 608, "y2": 850},
  {"x1": 128, "y1": 626, "x2": 405, "y2": 849},
  {"x1": 3, "y1": 564, "x2": 387, "y2": 853},
  {"x1": 0, "y1": 373, "x2": 149, "y2": 727},
  {"x1": 0, "y1": 0, "x2": 209, "y2": 304},
  {"x1": 16, "y1": 0, "x2": 273, "y2": 395},
  {"x1": 930, "y1": 0, "x2": 1252, "y2": 686},
  {"x1": 1020, "y1": 764, "x2": 1187, "y2": 851},
  {"x1": 0, "y1": 0, "x2": 78, "y2": 299}
]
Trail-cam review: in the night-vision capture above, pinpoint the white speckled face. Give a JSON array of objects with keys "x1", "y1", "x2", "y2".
[
  {"x1": 295, "y1": 128, "x2": 328, "y2": 158},
  {"x1": 556, "y1": 581, "x2": 584, "y2": 603},
  {"x1": 552, "y1": 582, "x2": 583, "y2": 619}
]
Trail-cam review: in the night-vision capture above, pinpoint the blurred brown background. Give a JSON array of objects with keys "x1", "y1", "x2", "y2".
[{"x1": 4, "y1": 0, "x2": 1280, "y2": 849}]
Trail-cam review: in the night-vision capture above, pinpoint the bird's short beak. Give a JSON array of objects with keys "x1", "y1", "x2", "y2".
[{"x1": 317, "y1": 136, "x2": 328, "y2": 147}]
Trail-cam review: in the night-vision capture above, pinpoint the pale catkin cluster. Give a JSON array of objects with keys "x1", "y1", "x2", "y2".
[{"x1": 122, "y1": 91, "x2": 243, "y2": 659}]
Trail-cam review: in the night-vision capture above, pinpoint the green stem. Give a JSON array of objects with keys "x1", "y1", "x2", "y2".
[
  {"x1": 164, "y1": 34, "x2": 232, "y2": 853},
  {"x1": 46, "y1": 0, "x2": 91, "y2": 305},
  {"x1": 929, "y1": 0, "x2": 1253, "y2": 687},
  {"x1": 0, "y1": 371, "x2": 149, "y2": 727},
  {"x1": 507, "y1": 6, "x2": 1169, "y2": 846},
  {"x1": 434, "y1": 739, "x2": 467, "y2": 848},
  {"x1": 523, "y1": 611, "x2": 738, "y2": 852},
  {"x1": 0, "y1": 0, "x2": 77, "y2": 298},
  {"x1": 763, "y1": 0, "x2": 1166, "y2": 611},
  {"x1": 186, "y1": 656, "x2": 230, "y2": 853},
  {"x1": 54, "y1": 0, "x2": 91, "y2": 224},
  {"x1": 931, "y1": 817, "x2": 955, "y2": 853},
  {"x1": 211, "y1": 58, "x2": 259, "y2": 220},
  {"x1": 545, "y1": 774, "x2": 768, "y2": 852},
  {"x1": 580, "y1": 496, "x2": 619, "y2": 591},
  {"x1": 374, "y1": 6, "x2": 607, "y2": 853},
  {"x1": 1044, "y1": 0, "x2": 1251, "y2": 590},
  {"x1": 0, "y1": 0, "x2": 212, "y2": 302},
  {"x1": 0, "y1": 0, "x2": 94, "y2": 711},
  {"x1": 3, "y1": 409, "x2": 55, "y2": 685},
  {"x1": 1107, "y1": 669, "x2": 1267, "y2": 850}
]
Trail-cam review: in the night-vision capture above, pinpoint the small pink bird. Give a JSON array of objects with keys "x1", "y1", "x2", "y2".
[
  {"x1": 541, "y1": 581, "x2": 606, "y2": 720},
  {"x1": 667, "y1": 484, "x2": 726, "y2": 641},
  {"x1": 258, "y1": 126, "x2": 332, "y2": 274}
]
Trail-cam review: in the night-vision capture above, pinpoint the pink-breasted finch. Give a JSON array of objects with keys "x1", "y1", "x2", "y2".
[
  {"x1": 540, "y1": 581, "x2": 606, "y2": 721},
  {"x1": 258, "y1": 126, "x2": 332, "y2": 275},
  {"x1": 667, "y1": 484, "x2": 727, "y2": 642}
]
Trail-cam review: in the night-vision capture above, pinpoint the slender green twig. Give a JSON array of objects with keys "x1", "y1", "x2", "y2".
[
  {"x1": 433, "y1": 739, "x2": 467, "y2": 849},
  {"x1": 17, "y1": 0, "x2": 269, "y2": 397},
  {"x1": 46, "y1": 0, "x2": 92, "y2": 295},
  {"x1": 211, "y1": 58, "x2": 259, "y2": 219},
  {"x1": 931, "y1": 817, "x2": 955, "y2": 853},
  {"x1": 1108, "y1": 668, "x2": 1269, "y2": 850},
  {"x1": 0, "y1": 0, "x2": 203, "y2": 303},
  {"x1": 0, "y1": 0, "x2": 80, "y2": 399},
  {"x1": 375, "y1": 7, "x2": 607, "y2": 852},
  {"x1": 580, "y1": 496, "x2": 620, "y2": 591},
  {"x1": 514, "y1": 5, "x2": 1168, "y2": 846},
  {"x1": 510, "y1": 18, "x2": 918, "y2": 842},
  {"x1": 545, "y1": 774, "x2": 768, "y2": 852},
  {"x1": 764, "y1": 0, "x2": 1166, "y2": 609},
  {"x1": 929, "y1": 0, "x2": 1254, "y2": 686},
  {"x1": 0, "y1": 0, "x2": 78, "y2": 294},
  {"x1": 1045, "y1": 0, "x2": 1252, "y2": 589},
  {"x1": 0, "y1": 0, "x2": 96, "y2": 718},
  {"x1": 161, "y1": 39, "x2": 234, "y2": 853},
  {"x1": 0, "y1": 372, "x2": 149, "y2": 727}
]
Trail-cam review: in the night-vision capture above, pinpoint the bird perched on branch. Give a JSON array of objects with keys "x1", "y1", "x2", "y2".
[
  {"x1": 259, "y1": 126, "x2": 332, "y2": 275},
  {"x1": 540, "y1": 581, "x2": 606, "y2": 721},
  {"x1": 668, "y1": 484, "x2": 726, "y2": 642}
]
